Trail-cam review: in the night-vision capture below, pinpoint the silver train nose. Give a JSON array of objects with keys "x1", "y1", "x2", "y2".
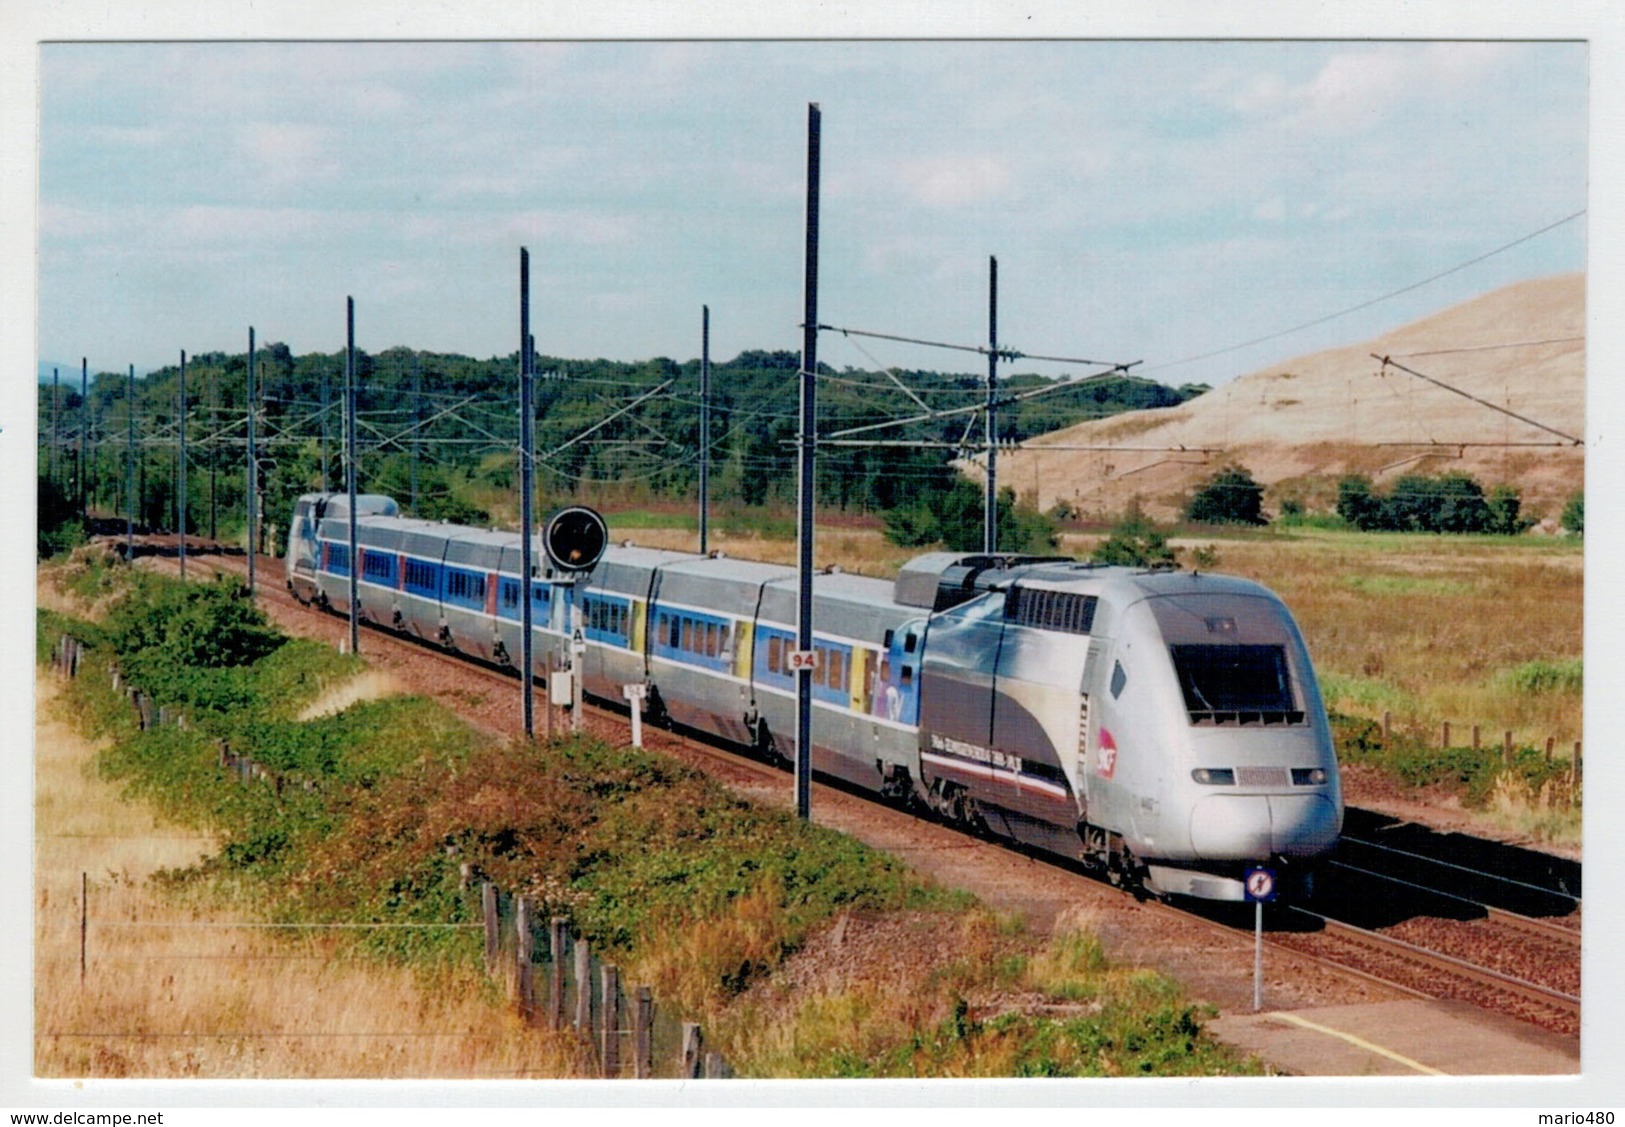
[{"x1": 1189, "y1": 793, "x2": 1341, "y2": 859}]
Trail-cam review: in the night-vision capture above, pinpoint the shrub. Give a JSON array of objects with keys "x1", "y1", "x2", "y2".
[
  {"x1": 1184, "y1": 465, "x2": 1266, "y2": 525},
  {"x1": 105, "y1": 573, "x2": 283, "y2": 692},
  {"x1": 884, "y1": 482, "x2": 1058, "y2": 553},
  {"x1": 1091, "y1": 512, "x2": 1177, "y2": 567},
  {"x1": 1336, "y1": 472, "x2": 1530, "y2": 535},
  {"x1": 1561, "y1": 491, "x2": 1583, "y2": 536}
]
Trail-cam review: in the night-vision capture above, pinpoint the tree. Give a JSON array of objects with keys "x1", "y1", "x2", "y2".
[
  {"x1": 1336, "y1": 475, "x2": 1384, "y2": 530},
  {"x1": 882, "y1": 482, "x2": 1058, "y2": 553},
  {"x1": 1185, "y1": 465, "x2": 1266, "y2": 525},
  {"x1": 1091, "y1": 510, "x2": 1177, "y2": 567},
  {"x1": 1486, "y1": 484, "x2": 1534, "y2": 537},
  {"x1": 1561, "y1": 491, "x2": 1584, "y2": 536}
]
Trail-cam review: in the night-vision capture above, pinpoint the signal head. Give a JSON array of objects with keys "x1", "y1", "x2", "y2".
[{"x1": 543, "y1": 506, "x2": 608, "y2": 572}]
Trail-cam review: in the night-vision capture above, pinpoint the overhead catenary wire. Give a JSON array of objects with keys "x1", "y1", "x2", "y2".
[
  {"x1": 1148, "y1": 209, "x2": 1587, "y2": 375},
  {"x1": 1374, "y1": 354, "x2": 1583, "y2": 446}
]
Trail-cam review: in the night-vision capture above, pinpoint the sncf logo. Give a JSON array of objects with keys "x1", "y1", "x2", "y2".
[{"x1": 1097, "y1": 728, "x2": 1118, "y2": 778}]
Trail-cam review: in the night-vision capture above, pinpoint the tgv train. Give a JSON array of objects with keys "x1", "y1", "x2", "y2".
[{"x1": 287, "y1": 492, "x2": 1342, "y2": 901}]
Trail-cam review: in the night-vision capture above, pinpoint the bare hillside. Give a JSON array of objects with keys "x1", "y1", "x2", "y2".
[{"x1": 991, "y1": 273, "x2": 1585, "y2": 526}]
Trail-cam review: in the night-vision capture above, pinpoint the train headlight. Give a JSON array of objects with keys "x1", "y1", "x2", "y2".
[
  {"x1": 1191, "y1": 768, "x2": 1235, "y2": 785},
  {"x1": 1291, "y1": 767, "x2": 1328, "y2": 786}
]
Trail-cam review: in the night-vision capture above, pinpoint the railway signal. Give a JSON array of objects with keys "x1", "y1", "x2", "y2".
[{"x1": 543, "y1": 505, "x2": 608, "y2": 573}]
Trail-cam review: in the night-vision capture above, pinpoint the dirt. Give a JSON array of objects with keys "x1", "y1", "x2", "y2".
[{"x1": 986, "y1": 273, "x2": 1585, "y2": 522}]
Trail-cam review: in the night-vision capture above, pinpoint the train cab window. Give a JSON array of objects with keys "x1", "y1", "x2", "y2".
[
  {"x1": 904, "y1": 632, "x2": 917, "y2": 654},
  {"x1": 1169, "y1": 643, "x2": 1302, "y2": 725},
  {"x1": 900, "y1": 664, "x2": 914, "y2": 687},
  {"x1": 883, "y1": 629, "x2": 894, "y2": 649}
]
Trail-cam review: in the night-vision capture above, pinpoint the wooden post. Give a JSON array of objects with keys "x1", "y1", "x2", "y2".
[
  {"x1": 549, "y1": 918, "x2": 567, "y2": 1030},
  {"x1": 600, "y1": 964, "x2": 620, "y2": 1077},
  {"x1": 481, "y1": 882, "x2": 498, "y2": 973},
  {"x1": 681, "y1": 1022, "x2": 703, "y2": 1078},
  {"x1": 1471, "y1": 724, "x2": 1480, "y2": 750},
  {"x1": 1546, "y1": 736, "x2": 1556, "y2": 764},
  {"x1": 1382, "y1": 710, "x2": 1391, "y2": 743},
  {"x1": 633, "y1": 985, "x2": 653, "y2": 1079},
  {"x1": 515, "y1": 895, "x2": 534, "y2": 1020},
  {"x1": 1503, "y1": 731, "x2": 1514, "y2": 768},
  {"x1": 1571, "y1": 743, "x2": 1582, "y2": 787},
  {"x1": 1441, "y1": 721, "x2": 1450, "y2": 749},
  {"x1": 574, "y1": 937, "x2": 591, "y2": 1033},
  {"x1": 79, "y1": 871, "x2": 87, "y2": 988},
  {"x1": 703, "y1": 1052, "x2": 727, "y2": 1079}
]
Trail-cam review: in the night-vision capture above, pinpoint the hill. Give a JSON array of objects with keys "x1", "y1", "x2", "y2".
[{"x1": 990, "y1": 274, "x2": 1585, "y2": 527}]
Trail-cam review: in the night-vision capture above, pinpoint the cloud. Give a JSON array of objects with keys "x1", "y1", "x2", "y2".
[
  {"x1": 234, "y1": 122, "x2": 338, "y2": 186},
  {"x1": 897, "y1": 154, "x2": 1012, "y2": 209},
  {"x1": 1198, "y1": 43, "x2": 1517, "y2": 135}
]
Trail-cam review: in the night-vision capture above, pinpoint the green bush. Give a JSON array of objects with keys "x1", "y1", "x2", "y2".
[
  {"x1": 884, "y1": 482, "x2": 1058, "y2": 554},
  {"x1": 1091, "y1": 512, "x2": 1177, "y2": 567},
  {"x1": 1561, "y1": 491, "x2": 1583, "y2": 536},
  {"x1": 1335, "y1": 472, "x2": 1531, "y2": 535},
  {"x1": 1185, "y1": 465, "x2": 1266, "y2": 525},
  {"x1": 106, "y1": 573, "x2": 283, "y2": 692}
]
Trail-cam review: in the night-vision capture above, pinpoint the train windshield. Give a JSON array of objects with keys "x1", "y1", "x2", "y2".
[
  {"x1": 1146, "y1": 592, "x2": 1308, "y2": 726},
  {"x1": 1168, "y1": 644, "x2": 1303, "y2": 724}
]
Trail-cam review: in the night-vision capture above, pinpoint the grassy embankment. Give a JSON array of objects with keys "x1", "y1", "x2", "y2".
[
  {"x1": 614, "y1": 515, "x2": 1583, "y2": 846},
  {"x1": 35, "y1": 552, "x2": 1261, "y2": 1079}
]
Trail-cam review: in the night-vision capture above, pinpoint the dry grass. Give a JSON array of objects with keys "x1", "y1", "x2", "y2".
[
  {"x1": 33, "y1": 675, "x2": 590, "y2": 1079},
  {"x1": 295, "y1": 669, "x2": 406, "y2": 721}
]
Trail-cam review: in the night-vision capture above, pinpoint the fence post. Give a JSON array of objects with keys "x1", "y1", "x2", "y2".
[
  {"x1": 574, "y1": 938, "x2": 592, "y2": 1033},
  {"x1": 1571, "y1": 743, "x2": 1582, "y2": 788},
  {"x1": 550, "y1": 918, "x2": 567, "y2": 1030},
  {"x1": 1503, "y1": 731, "x2": 1514, "y2": 768},
  {"x1": 600, "y1": 964, "x2": 621, "y2": 1077},
  {"x1": 633, "y1": 986, "x2": 653, "y2": 1079},
  {"x1": 481, "y1": 882, "x2": 498, "y2": 974},
  {"x1": 515, "y1": 895, "x2": 534, "y2": 1021},
  {"x1": 682, "y1": 1022, "x2": 703, "y2": 1079},
  {"x1": 1382, "y1": 710, "x2": 1391, "y2": 743},
  {"x1": 1546, "y1": 736, "x2": 1555, "y2": 765},
  {"x1": 1441, "y1": 721, "x2": 1450, "y2": 749},
  {"x1": 1471, "y1": 724, "x2": 1480, "y2": 751}
]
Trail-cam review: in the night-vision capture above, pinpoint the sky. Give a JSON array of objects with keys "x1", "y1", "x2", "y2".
[{"x1": 32, "y1": 37, "x2": 1590, "y2": 391}]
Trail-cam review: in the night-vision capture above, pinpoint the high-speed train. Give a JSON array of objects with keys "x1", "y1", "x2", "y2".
[{"x1": 287, "y1": 492, "x2": 1341, "y2": 901}]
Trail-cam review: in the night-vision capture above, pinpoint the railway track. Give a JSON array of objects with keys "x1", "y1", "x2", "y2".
[{"x1": 127, "y1": 538, "x2": 1583, "y2": 1038}]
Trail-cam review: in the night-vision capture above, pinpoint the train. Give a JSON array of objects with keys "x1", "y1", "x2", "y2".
[{"x1": 286, "y1": 492, "x2": 1342, "y2": 902}]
